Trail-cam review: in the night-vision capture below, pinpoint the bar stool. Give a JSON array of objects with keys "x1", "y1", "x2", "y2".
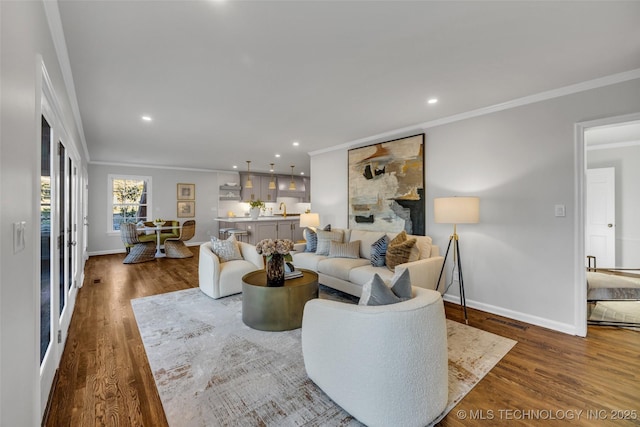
[
  {"x1": 227, "y1": 229, "x2": 248, "y2": 242},
  {"x1": 219, "y1": 227, "x2": 233, "y2": 239}
]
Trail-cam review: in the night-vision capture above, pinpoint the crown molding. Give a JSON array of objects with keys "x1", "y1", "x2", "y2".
[
  {"x1": 586, "y1": 140, "x2": 640, "y2": 151},
  {"x1": 43, "y1": 0, "x2": 90, "y2": 162},
  {"x1": 310, "y1": 68, "x2": 640, "y2": 157},
  {"x1": 90, "y1": 160, "x2": 229, "y2": 173}
]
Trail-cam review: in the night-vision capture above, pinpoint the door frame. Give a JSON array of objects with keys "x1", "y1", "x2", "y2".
[
  {"x1": 574, "y1": 112, "x2": 640, "y2": 337},
  {"x1": 37, "y1": 59, "x2": 83, "y2": 418}
]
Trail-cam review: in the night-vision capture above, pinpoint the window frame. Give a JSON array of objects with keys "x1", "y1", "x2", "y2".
[{"x1": 107, "y1": 174, "x2": 152, "y2": 234}]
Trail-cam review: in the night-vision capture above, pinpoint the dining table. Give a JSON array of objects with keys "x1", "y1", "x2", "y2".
[{"x1": 151, "y1": 224, "x2": 179, "y2": 258}]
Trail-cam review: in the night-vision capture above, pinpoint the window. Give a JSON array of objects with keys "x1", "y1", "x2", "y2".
[{"x1": 108, "y1": 175, "x2": 151, "y2": 232}]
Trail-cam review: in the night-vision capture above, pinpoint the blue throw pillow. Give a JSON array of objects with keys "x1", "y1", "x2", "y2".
[
  {"x1": 370, "y1": 235, "x2": 389, "y2": 267},
  {"x1": 304, "y1": 228, "x2": 318, "y2": 252},
  {"x1": 304, "y1": 224, "x2": 331, "y2": 252}
]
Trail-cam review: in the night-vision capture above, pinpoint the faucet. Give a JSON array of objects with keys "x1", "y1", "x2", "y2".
[{"x1": 279, "y1": 202, "x2": 287, "y2": 218}]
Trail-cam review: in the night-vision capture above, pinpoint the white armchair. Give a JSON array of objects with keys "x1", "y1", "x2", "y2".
[
  {"x1": 301, "y1": 287, "x2": 448, "y2": 427},
  {"x1": 198, "y1": 241, "x2": 264, "y2": 299}
]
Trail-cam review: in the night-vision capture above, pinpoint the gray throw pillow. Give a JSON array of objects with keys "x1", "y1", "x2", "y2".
[
  {"x1": 329, "y1": 240, "x2": 360, "y2": 259},
  {"x1": 390, "y1": 269, "x2": 412, "y2": 300},
  {"x1": 210, "y1": 235, "x2": 243, "y2": 262},
  {"x1": 359, "y1": 270, "x2": 413, "y2": 306},
  {"x1": 359, "y1": 274, "x2": 401, "y2": 306}
]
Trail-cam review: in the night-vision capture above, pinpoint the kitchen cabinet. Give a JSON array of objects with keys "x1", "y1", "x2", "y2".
[
  {"x1": 239, "y1": 174, "x2": 277, "y2": 203},
  {"x1": 277, "y1": 175, "x2": 306, "y2": 200},
  {"x1": 216, "y1": 218, "x2": 303, "y2": 245}
]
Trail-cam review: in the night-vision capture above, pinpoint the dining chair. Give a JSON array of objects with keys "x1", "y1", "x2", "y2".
[
  {"x1": 165, "y1": 220, "x2": 196, "y2": 258},
  {"x1": 120, "y1": 223, "x2": 156, "y2": 264}
]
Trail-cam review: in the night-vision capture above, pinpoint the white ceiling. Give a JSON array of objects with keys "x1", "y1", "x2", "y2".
[
  {"x1": 56, "y1": 0, "x2": 640, "y2": 175},
  {"x1": 585, "y1": 121, "x2": 640, "y2": 147}
]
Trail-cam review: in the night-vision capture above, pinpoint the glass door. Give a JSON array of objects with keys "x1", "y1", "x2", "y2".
[{"x1": 39, "y1": 117, "x2": 81, "y2": 416}]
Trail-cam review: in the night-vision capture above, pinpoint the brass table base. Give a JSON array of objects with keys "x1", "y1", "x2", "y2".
[{"x1": 242, "y1": 269, "x2": 319, "y2": 331}]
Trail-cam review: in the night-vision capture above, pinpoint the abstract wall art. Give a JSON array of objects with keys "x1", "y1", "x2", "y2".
[{"x1": 348, "y1": 134, "x2": 425, "y2": 235}]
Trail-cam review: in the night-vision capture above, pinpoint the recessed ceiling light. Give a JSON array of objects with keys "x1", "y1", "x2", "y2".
[
  {"x1": 293, "y1": 141, "x2": 300, "y2": 147},
  {"x1": 275, "y1": 154, "x2": 281, "y2": 158},
  {"x1": 141, "y1": 115, "x2": 152, "y2": 121},
  {"x1": 427, "y1": 98, "x2": 438, "y2": 105},
  {"x1": 300, "y1": 172, "x2": 305, "y2": 175},
  {"x1": 232, "y1": 165, "x2": 238, "y2": 169}
]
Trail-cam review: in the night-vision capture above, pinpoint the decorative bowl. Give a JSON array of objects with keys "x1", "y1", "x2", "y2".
[{"x1": 226, "y1": 182, "x2": 237, "y2": 186}]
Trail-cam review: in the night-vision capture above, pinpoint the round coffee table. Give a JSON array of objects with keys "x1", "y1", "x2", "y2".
[{"x1": 242, "y1": 269, "x2": 319, "y2": 331}]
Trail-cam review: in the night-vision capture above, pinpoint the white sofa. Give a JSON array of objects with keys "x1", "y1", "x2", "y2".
[
  {"x1": 198, "y1": 241, "x2": 264, "y2": 299},
  {"x1": 302, "y1": 286, "x2": 449, "y2": 427},
  {"x1": 292, "y1": 228, "x2": 444, "y2": 297}
]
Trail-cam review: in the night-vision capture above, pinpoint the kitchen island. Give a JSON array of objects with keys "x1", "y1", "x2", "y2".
[{"x1": 214, "y1": 216, "x2": 304, "y2": 244}]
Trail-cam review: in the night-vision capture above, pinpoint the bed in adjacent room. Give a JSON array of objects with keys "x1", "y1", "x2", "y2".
[{"x1": 587, "y1": 270, "x2": 640, "y2": 327}]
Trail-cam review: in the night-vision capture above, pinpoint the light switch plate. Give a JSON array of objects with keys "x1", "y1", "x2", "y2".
[
  {"x1": 554, "y1": 205, "x2": 566, "y2": 217},
  {"x1": 13, "y1": 221, "x2": 26, "y2": 253}
]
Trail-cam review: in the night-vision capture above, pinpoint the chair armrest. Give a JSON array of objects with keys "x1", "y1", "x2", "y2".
[
  {"x1": 238, "y1": 242, "x2": 264, "y2": 269},
  {"x1": 198, "y1": 243, "x2": 221, "y2": 297},
  {"x1": 395, "y1": 256, "x2": 445, "y2": 291},
  {"x1": 293, "y1": 242, "x2": 307, "y2": 252}
]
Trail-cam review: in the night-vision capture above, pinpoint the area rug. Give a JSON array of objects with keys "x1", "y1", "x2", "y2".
[{"x1": 132, "y1": 288, "x2": 516, "y2": 426}]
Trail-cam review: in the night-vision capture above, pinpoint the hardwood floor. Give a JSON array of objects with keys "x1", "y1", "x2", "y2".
[{"x1": 45, "y1": 250, "x2": 640, "y2": 426}]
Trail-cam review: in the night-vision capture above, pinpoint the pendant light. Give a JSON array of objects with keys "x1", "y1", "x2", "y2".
[
  {"x1": 245, "y1": 160, "x2": 253, "y2": 189},
  {"x1": 268, "y1": 163, "x2": 276, "y2": 190},
  {"x1": 289, "y1": 165, "x2": 296, "y2": 190}
]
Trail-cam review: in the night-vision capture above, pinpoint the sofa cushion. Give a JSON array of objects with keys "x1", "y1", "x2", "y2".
[
  {"x1": 411, "y1": 234, "x2": 433, "y2": 260},
  {"x1": 318, "y1": 257, "x2": 370, "y2": 281},
  {"x1": 292, "y1": 252, "x2": 329, "y2": 271},
  {"x1": 348, "y1": 230, "x2": 385, "y2": 260},
  {"x1": 370, "y1": 235, "x2": 389, "y2": 267},
  {"x1": 348, "y1": 264, "x2": 395, "y2": 286},
  {"x1": 386, "y1": 238, "x2": 417, "y2": 271},
  {"x1": 316, "y1": 229, "x2": 345, "y2": 255},
  {"x1": 329, "y1": 240, "x2": 360, "y2": 259}
]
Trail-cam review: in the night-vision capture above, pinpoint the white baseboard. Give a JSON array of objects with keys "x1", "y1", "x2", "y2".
[
  {"x1": 443, "y1": 294, "x2": 578, "y2": 336},
  {"x1": 87, "y1": 241, "x2": 206, "y2": 257}
]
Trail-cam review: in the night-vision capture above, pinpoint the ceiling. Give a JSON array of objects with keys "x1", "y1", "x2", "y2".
[
  {"x1": 585, "y1": 121, "x2": 640, "y2": 147},
  {"x1": 56, "y1": 0, "x2": 640, "y2": 175}
]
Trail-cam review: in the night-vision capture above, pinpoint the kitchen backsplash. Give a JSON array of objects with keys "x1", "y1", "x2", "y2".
[{"x1": 218, "y1": 197, "x2": 311, "y2": 218}]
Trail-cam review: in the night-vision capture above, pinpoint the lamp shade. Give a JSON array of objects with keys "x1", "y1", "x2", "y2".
[
  {"x1": 299, "y1": 213, "x2": 320, "y2": 228},
  {"x1": 434, "y1": 197, "x2": 480, "y2": 224}
]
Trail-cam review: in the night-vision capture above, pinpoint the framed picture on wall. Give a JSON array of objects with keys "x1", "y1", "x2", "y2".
[
  {"x1": 177, "y1": 201, "x2": 195, "y2": 218},
  {"x1": 348, "y1": 133, "x2": 425, "y2": 235},
  {"x1": 177, "y1": 183, "x2": 195, "y2": 200}
]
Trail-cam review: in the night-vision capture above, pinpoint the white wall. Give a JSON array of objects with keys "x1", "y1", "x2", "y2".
[
  {"x1": 0, "y1": 1, "x2": 87, "y2": 424},
  {"x1": 587, "y1": 145, "x2": 640, "y2": 266},
  {"x1": 311, "y1": 78, "x2": 640, "y2": 335},
  {"x1": 88, "y1": 164, "x2": 221, "y2": 254}
]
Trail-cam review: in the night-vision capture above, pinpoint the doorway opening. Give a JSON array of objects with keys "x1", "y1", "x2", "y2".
[{"x1": 576, "y1": 113, "x2": 640, "y2": 335}]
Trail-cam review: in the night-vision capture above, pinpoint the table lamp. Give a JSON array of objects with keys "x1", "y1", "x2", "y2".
[
  {"x1": 299, "y1": 213, "x2": 320, "y2": 232},
  {"x1": 434, "y1": 196, "x2": 480, "y2": 324}
]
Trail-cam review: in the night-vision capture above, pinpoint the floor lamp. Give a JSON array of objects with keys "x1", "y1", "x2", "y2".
[{"x1": 434, "y1": 197, "x2": 480, "y2": 324}]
